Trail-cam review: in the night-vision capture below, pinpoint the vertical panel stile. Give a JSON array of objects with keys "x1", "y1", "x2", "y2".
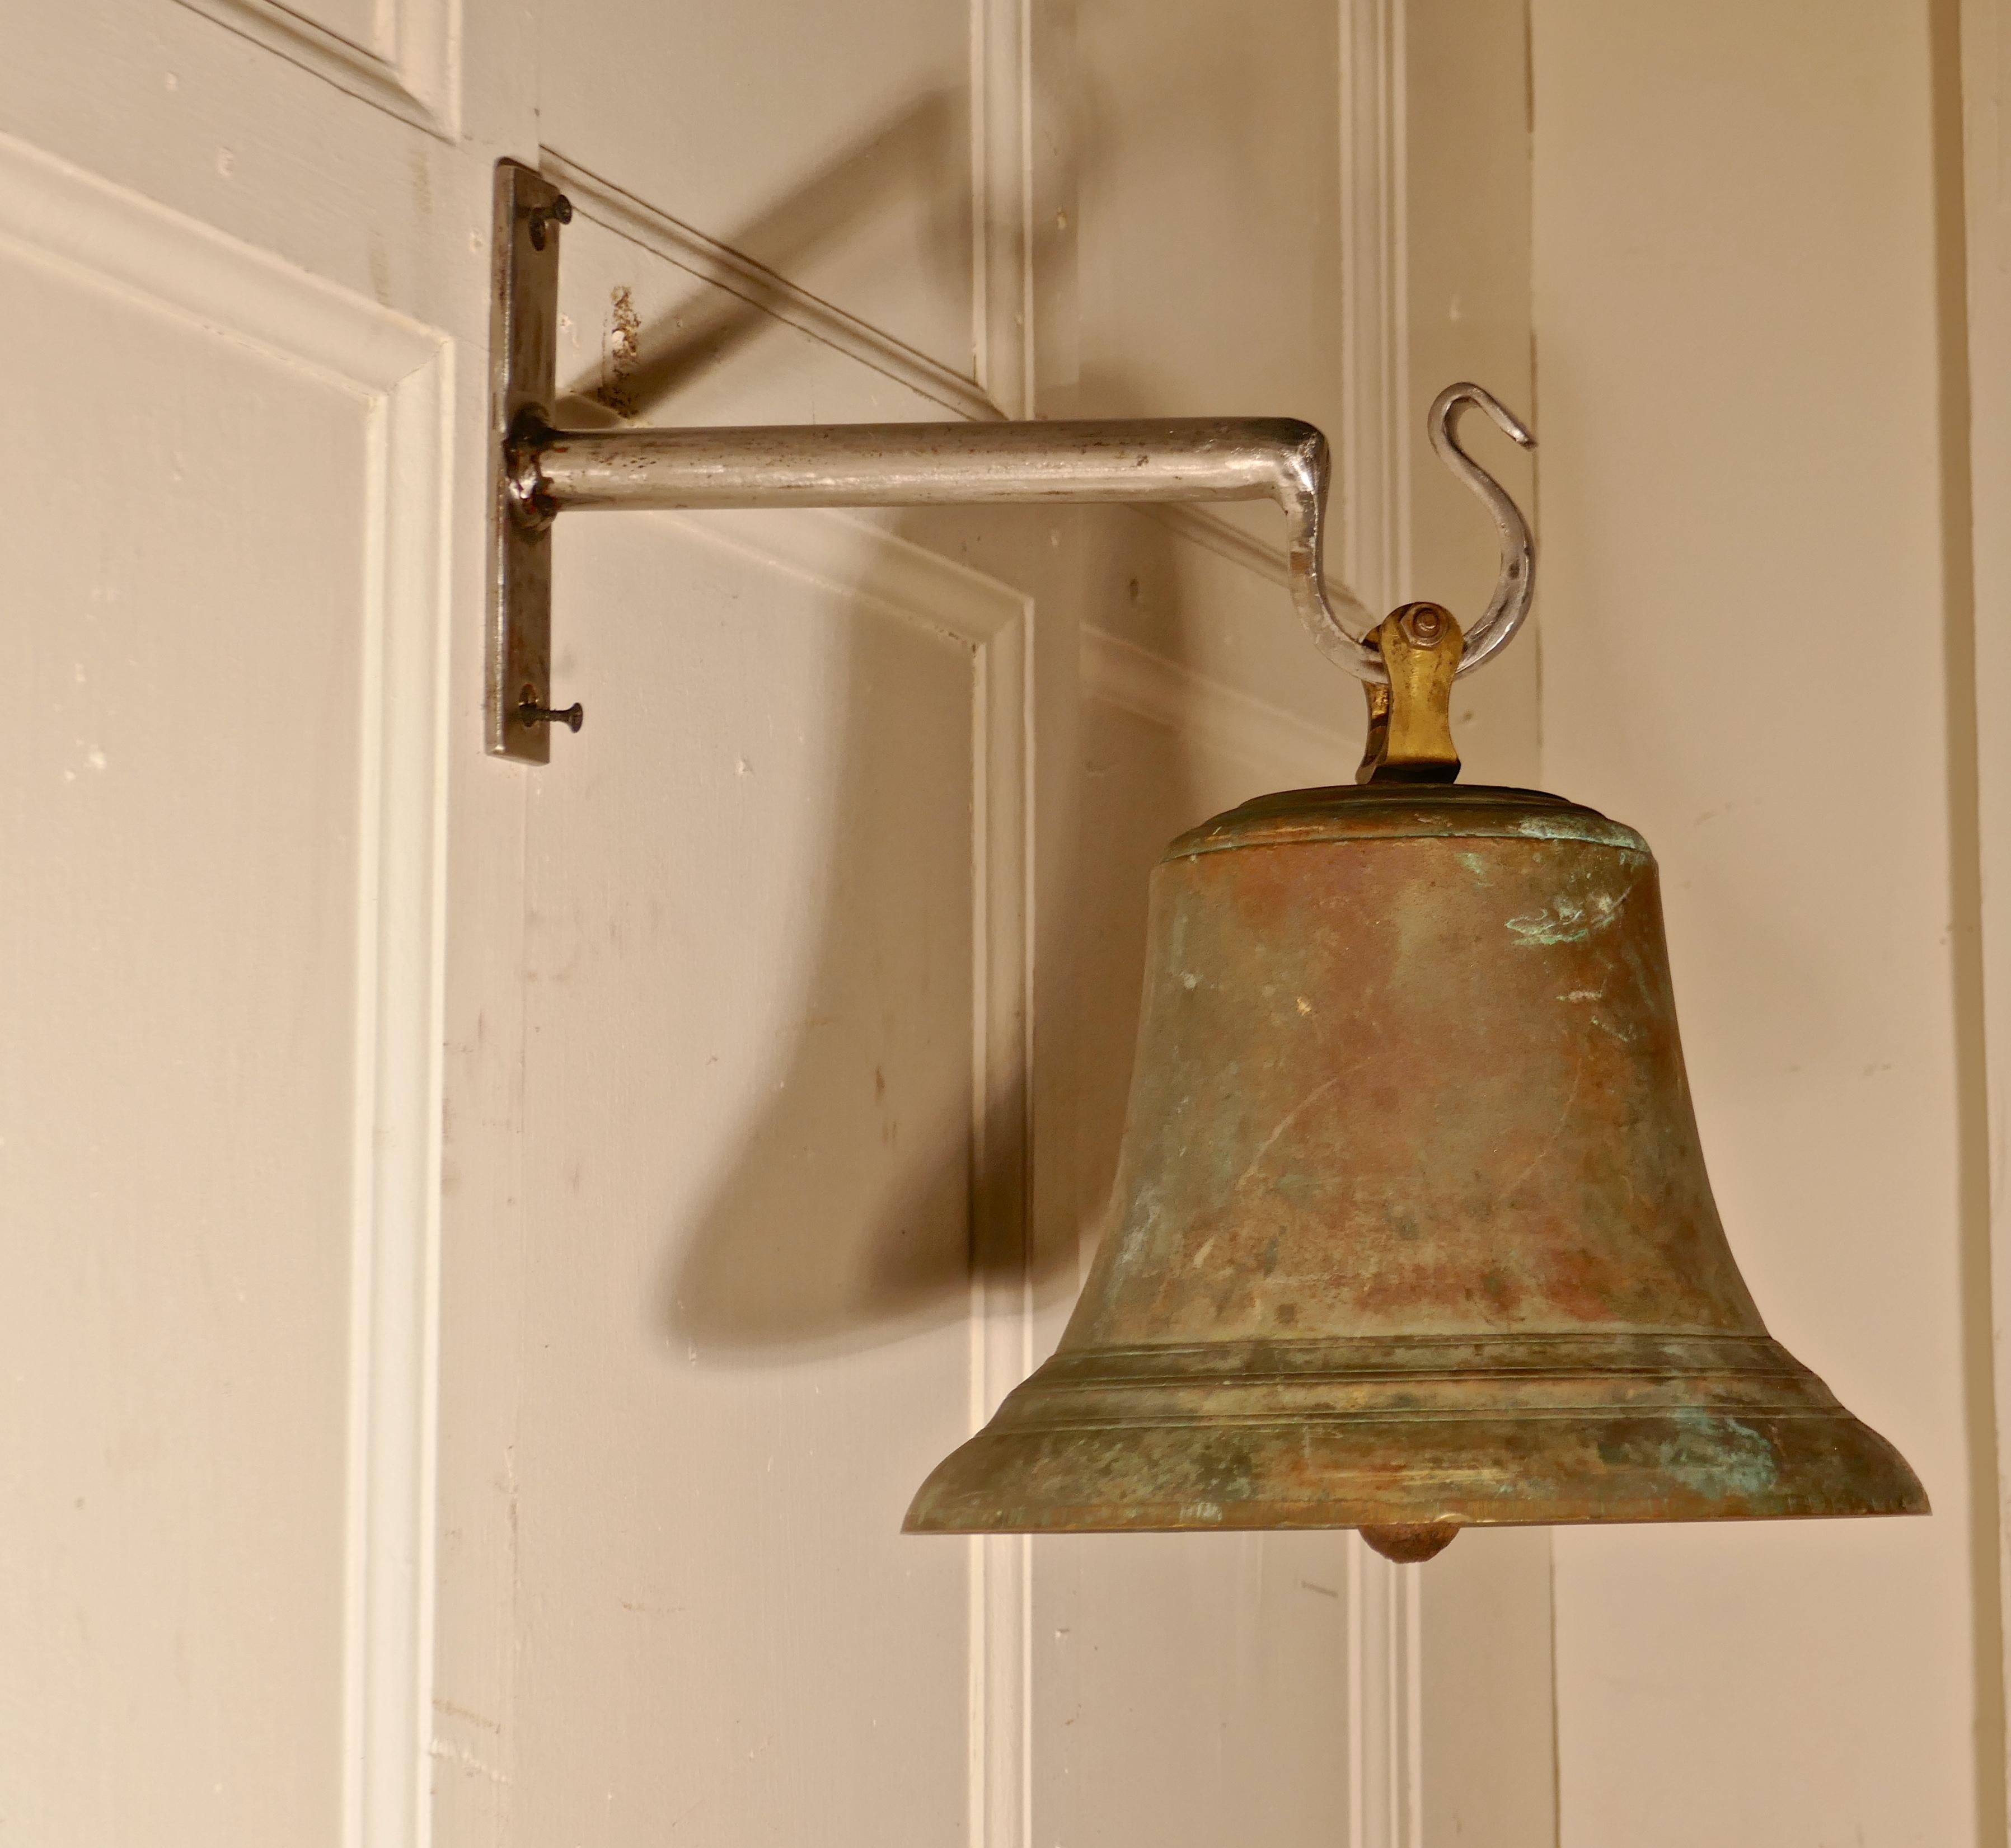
[
  {"x1": 1337, "y1": 8, "x2": 1423, "y2": 1843},
  {"x1": 971, "y1": 1, "x2": 1041, "y2": 1837},
  {"x1": 972, "y1": 0, "x2": 1034, "y2": 416},
  {"x1": 350, "y1": 329, "x2": 454, "y2": 1848},
  {"x1": 1338, "y1": 0, "x2": 1412, "y2": 615},
  {"x1": 1347, "y1": 1540, "x2": 1424, "y2": 1848},
  {"x1": 971, "y1": 606, "x2": 1037, "y2": 1848},
  {"x1": 1958, "y1": 0, "x2": 2011, "y2": 1826}
]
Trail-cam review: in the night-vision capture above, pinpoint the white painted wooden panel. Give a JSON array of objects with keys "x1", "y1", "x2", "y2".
[
  {"x1": 0, "y1": 7, "x2": 1548, "y2": 1847},
  {"x1": 1, "y1": 266, "x2": 359, "y2": 1845},
  {"x1": 170, "y1": 0, "x2": 462, "y2": 133},
  {"x1": 0, "y1": 135, "x2": 450, "y2": 1847},
  {"x1": 537, "y1": 0, "x2": 979, "y2": 385},
  {"x1": 1076, "y1": 0, "x2": 1343, "y2": 428},
  {"x1": 1393, "y1": 15, "x2": 1558, "y2": 1831},
  {"x1": 0, "y1": 12, "x2": 498, "y2": 1848},
  {"x1": 1048, "y1": 1533, "x2": 1356, "y2": 1845},
  {"x1": 439, "y1": 203, "x2": 1041, "y2": 1846},
  {"x1": 508, "y1": 501, "x2": 1007, "y2": 1844},
  {"x1": 538, "y1": 158, "x2": 997, "y2": 430},
  {"x1": 1070, "y1": 0, "x2": 1349, "y2": 679},
  {"x1": 1960, "y1": 0, "x2": 2011, "y2": 1826},
  {"x1": 1532, "y1": 3, "x2": 1984, "y2": 1841}
]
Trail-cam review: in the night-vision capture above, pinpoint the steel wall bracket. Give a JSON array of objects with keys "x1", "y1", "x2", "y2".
[
  {"x1": 487, "y1": 159, "x2": 565, "y2": 763},
  {"x1": 484, "y1": 157, "x2": 1534, "y2": 767}
]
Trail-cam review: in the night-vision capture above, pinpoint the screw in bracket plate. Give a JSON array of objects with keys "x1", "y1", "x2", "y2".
[
  {"x1": 527, "y1": 194, "x2": 573, "y2": 251},
  {"x1": 519, "y1": 686, "x2": 584, "y2": 734}
]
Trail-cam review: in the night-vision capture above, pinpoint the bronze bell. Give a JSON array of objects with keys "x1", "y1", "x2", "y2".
[{"x1": 906, "y1": 597, "x2": 1926, "y2": 1560}]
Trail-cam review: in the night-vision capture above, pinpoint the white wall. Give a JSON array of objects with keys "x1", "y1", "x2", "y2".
[{"x1": 1531, "y1": 2, "x2": 1997, "y2": 1841}]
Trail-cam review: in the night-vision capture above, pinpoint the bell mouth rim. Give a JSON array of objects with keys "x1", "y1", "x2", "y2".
[
  {"x1": 902, "y1": 1415, "x2": 1932, "y2": 1536},
  {"x1": 902, "y1": 1330, "x2": 1930, "y2": 1536},
  {"x1": 1167, "y1": 781, "x2": 1651, "y2": 861},
  {"x1": 903, "y1": 1502, "x2": 1932, "y2": 1537}
]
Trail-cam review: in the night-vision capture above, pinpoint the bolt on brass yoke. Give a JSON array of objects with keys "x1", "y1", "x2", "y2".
[{"x1": 487, "y1": 157, "x2": 1536, "y2": 764}]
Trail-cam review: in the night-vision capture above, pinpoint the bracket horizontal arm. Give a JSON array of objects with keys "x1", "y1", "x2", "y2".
[{"x1": 509, "y1": 414, "x2": 1381, "y2": 682}]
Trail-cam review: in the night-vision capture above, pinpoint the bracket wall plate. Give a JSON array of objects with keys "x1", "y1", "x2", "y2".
[{"x1": 487, "y1": 158, "x2": 564, "y2": 763}]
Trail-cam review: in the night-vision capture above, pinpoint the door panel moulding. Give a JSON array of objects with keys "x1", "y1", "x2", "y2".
[
  {"x1": 0, "y1": 126, "x2": 453, "y2": 1848},
  {"x1": 1339, "y1": 3, "x2": 1423, "y2": 1844},
  {"x1": 971, "y1": 0, "x2": 1034, "y2": 419},
  {"x1": 174, "y1": 0, "x2": 461, "y2": 138},
  {"x1": 1956, "y1": 0, "x2": 2011, "y2": 1826},
  {"x1": 1339, "y1": 0, "x2": 1410, "y2": 618}
]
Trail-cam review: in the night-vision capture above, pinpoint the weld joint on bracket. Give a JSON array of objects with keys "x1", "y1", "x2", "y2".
[{"x1": 505, "y1": 407, "x2": 559, "y2": 532}]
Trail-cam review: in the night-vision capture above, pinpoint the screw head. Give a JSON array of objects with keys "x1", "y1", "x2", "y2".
[
  {"x1": 527, "y1": 195, "x2": 574, "y2": 251},
  {"x1": 518, "y1": 686, "x2": 585, "y2": 734}
]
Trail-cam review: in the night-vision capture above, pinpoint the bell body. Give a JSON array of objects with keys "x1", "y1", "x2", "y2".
[{"x1": 906, "y1": 784, "x2": 1926, "y2": 1549}]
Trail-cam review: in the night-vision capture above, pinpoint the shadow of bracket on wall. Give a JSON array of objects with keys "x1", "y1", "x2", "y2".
[{"x1": 487, "y1": 157, "x2": 1535, "y2": 771}]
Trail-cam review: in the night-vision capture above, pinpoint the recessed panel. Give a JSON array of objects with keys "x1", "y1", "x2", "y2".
[
  {"x1": 0, "y1": 241, "x2": 371, "y2": 1842},
  {"x1": 1075, "y1": 0, "x2": 1343, "y2": 425},
  {"x1": 170, "y1": 0, "x2": 458, "y2": 129},
  {"x1": 512, "y1": 508, "x2": 983, "y2": 1845}
]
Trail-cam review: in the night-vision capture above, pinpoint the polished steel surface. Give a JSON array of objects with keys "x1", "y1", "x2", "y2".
[
  {"x1": 517, "y1": 412, "x2": 1377, "y2": 674},
  {"x1": 905, "y1": 784, "x2": 1928, "y2": 1556},
  {"x1": 1428, "y1": 383, "x2": 1535, "y2": 674},
  {"x1": 513, "y1": 392, "x2": 1532, "y2": 687}
]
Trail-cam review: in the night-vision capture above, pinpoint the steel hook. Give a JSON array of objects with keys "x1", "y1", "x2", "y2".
[{"x1": 1428, "y1": 382, "x2": 1536, "y2": 676}]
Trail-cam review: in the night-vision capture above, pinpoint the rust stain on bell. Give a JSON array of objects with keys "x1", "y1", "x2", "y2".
[{"x1": 905, "y1": 782, "x2": 1928, "y2": 1559}]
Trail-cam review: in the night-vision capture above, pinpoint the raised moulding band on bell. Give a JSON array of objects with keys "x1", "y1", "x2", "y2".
[{"x1": 903, "y1": 784, "x2": 1928, "y2": 1552}]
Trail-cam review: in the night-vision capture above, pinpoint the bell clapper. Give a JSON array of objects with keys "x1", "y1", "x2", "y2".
[
  {"x1": 1356, "y1": 601, "x2": 1464, "y2": 784},
  {"x1": 1360, "y1": 1523, "x2": 1462, "y2": 1564}
]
